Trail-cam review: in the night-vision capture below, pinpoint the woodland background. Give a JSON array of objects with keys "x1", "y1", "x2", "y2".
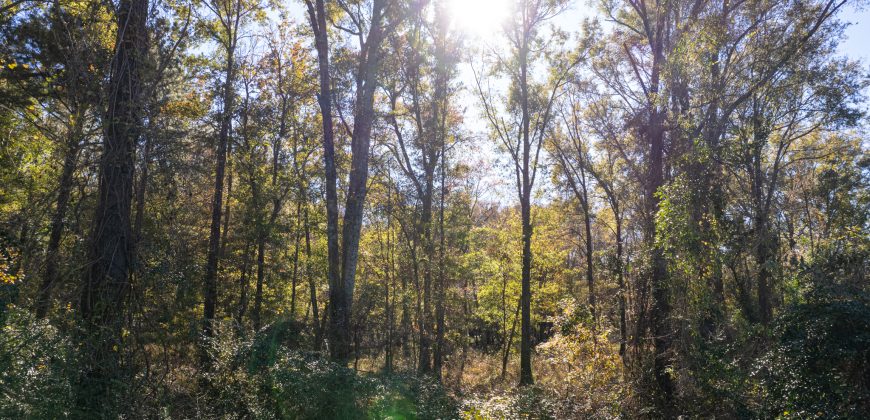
[{"x1": 1, "y1": 0, "x2": 869, "y2": 418}]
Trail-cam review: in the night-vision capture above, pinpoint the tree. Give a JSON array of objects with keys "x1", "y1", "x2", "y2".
[
  {"x1": 551, "y1": 86, "x2": 598, "y2": 328},
  {"x1": 304, "y1": 0, "x2": 403, "y2": 363},
  {"x1": 77, "y1": 0, "x2": 148, "y2": 411},
  {"x1": 199, "y1": 0, "x2": 259, "y2": 341},
  {"x1": 382, "y1": 0, "x2": 459, "y2": 376},
  {"x1": 475, "y1": 0, "x2": 571, "y2": 386}
]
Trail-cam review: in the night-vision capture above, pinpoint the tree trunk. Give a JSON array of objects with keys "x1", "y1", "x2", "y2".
[
  {"x1": 519, "y1": 197, "x2": 533, "y2": 386},
  {"x1": 220, "y1": 147, "x2": 233, "y2": 260},
  {"x1": 132, "y1": 120, "x2": 153, "y2": 262},
  {"x1": 756, "y1": 218, "x2": 773, "y2": 324},
  {"x1": 418, "y1": 179, "x2": 433, "y2": 374},
  {"x1": 36, "y1": 123, "x2": 82, "y2": 318},
  {"x1": 518, "y1": 16, "x2": 533, "y2": 386},
  {"x1": 581, "y1": 185, "x2": 596, "y2": 327},
  {"x1": 616, "y1": 217, "x2": 627, "y2": 359},
  {"x1": 333, "y1": 0, "x2": 388, "y2": 364},
  {"x1": 434, "y1": 135, "x2": 447, "y2": 379},
  {"x1": 501, "y1": 296, "x2": 522, "y2": 378},
  {"x1": 648, "y1": 100, "x2": 674, "y2": 415},
  {"x1": 203, "y1": 43, "x2": 236, "y2": 341},
  {"x1": 432, "y1": 27, "x2": 449, "y2": 378},
  {"x1": 253, "y1": 234, "x2": 266, "y2": 331},
  {"x1": 384, "y1": 191, "x2": 394, "y2": 373},
  {"x1": 303, "y1": 204, "x2": 321, "y2": 348},
  {"x1": 77, "y1": 0, "x2": 147, "y2": 411},
  {"x1": 642, "y1": 11, "x2": 675, "y2": 411},
  {"x1": 305, "y1": 0, "x2": 343, "y2": 361},
  {"x1": 752, "y1": 108, "x2": 773, "y2": 325},
  {"x1": 290, "y1": 210, "x2": 302, "y2": 317},
  {"x1": 235, "y1": 241, "x2": 253, "y2": 329}
]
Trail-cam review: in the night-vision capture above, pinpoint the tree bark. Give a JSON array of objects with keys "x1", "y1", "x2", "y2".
[
  {"x1": 304, "y1": 204, "x2": 321, "y2": 348},
  {"x1": 337, "y1": 18, "x2": 386, "y2": 363},
  {"x1": 581, "y1": 176, "x2": 596, "y2": 327},
  {"x1": 220, "y1": 147, "x2": 233, "y2": 260},
  {"x1": 305, "y1": 0, "x2": 342, "y2": 361},
  {"x1": 290, "y1": 200, "x2": 303, "y2": 317},
  {"x1": 235, "y1": 241, "x2": 253, "y2": 328},
  {"x1": 615, "y1": 217, "x2": 627, "y2": 359},
  {"x1": 648, "y1": 84, "x2": 675, "y2": 416},
  {"x1": 307, "y1": 0, "x2": 390, "y2": 363},
  {"x1": 434, "y1": 134, "x2": 447, "y2": 379},
  {"x1": 518, "y1": 10, "x2": 533, "y2": 386},
  {"x1": 253, "y1": 233, "x2": 266, "y2": 330},
  {"x1": 77, "y1": 0, "x2": 147, "y2": 410},
  {"x1": 203, "y1": 39, "x2": 236, "y2": 341},
  {"x1": 36, "y1": 122, "x2": 82, "y2": 318}
]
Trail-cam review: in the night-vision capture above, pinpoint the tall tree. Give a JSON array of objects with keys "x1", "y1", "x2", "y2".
[
  {"x1": 77, "y1": 0, "x2": 148, "y2": 411},
  {"x1": 382, "y1": 0, "x2": 458, "y2": 376},
  {"x1": 304, "y1": 0, "x2": 402, "y2": 363},
  {"x1": 303, "y1": 0, "x2": 342, "y2": 359},
  {"x1": 475, "y1": 0, "x2": 570, "y2": 386},
  {"x1": 551, "y1": 85, "x2": 599, "y2": 327},
  {"x1": 200, "y1": 0, "x2": 255, "y2": 341}
]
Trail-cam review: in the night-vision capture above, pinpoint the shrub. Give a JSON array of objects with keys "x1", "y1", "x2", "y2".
[
  {"x1": 200, "y1": 319, "x2": 460, "y2": 419},
  {"x1": 757, "y1": 290, "x2": 870, "y2": 418},
  {"x1": 0, "y1": 306, "x2": 74, "y2": 418}
]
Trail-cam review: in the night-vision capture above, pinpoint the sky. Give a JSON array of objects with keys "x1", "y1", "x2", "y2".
[
  {"x1": 839, "y1": 4, "x2": 870, "y2": 62},
  {"x1": 452, "y1": 1, "x2": 870, "y2": 203},
  {"x1": 281, "y1": 1, "x2": 870, "y2": 204}
]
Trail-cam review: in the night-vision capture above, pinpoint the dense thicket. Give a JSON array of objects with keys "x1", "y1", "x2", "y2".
[{"x1": 1, "y1": 0, "x2": 867, "y2": 418}]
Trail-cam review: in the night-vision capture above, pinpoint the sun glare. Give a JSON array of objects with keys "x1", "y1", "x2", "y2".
[{"x1": 447, "y1": 0, "x2": 511, "y2": 41}]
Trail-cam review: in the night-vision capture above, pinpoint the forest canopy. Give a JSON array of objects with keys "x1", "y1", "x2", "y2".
[{"x1": 1, "y1": 0, "x2": 868, "y2": 418}]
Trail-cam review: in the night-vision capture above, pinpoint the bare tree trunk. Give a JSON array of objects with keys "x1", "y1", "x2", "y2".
[
  {"x1": 290, "y1": 200, "x2": 303, "y2": 317},
  {"x1": 418, "y1": 183, "x2": 433, "y2": 374},
  {"x1": 383, "y1": 188, "x2": 394, "y2": 373},
  {"x1": 290, "y1": 242, "x2": 299, "y2": 317},
  {"x1": 640, "y1": 7, "x2": 675, "y2": 412},
  {"x1": 757, "y1": 223, "x2": 773, "y2": 324},
  {"x1": 253, "y1": 233, "x2": 266, "y2": 331},
  {"x1": 132, "y1": 121, "x2": 153, "y2": 261},
  {"x1": 220, "y1": 147, "x2": 233, "y2": 260},
  {"x1": 432, "y1": 19, "x2": 449, "y2": 377},
  {"x1": 519, "y1": 197, "x2": 533, "y2": 386},
  {"x1": 752, "y1": 108, "x2": 773, "y2": 325},
  {"x1": 253, "y1": 83, "x2": 289, "y2": 330}
]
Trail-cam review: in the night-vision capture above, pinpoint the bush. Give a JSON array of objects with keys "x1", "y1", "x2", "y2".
[
  {"x1": 200, "y1": 319, "x2": 460, "y2": 419},
  {"x1": 757, "y1": 290, "x2": 870, "y2": 418},
  {"x1": 461, "y1": 386, "x2": 558, "y2": 420},
  {"x1": 0, "y1": 306, "x2": 74, "y2": 418}
]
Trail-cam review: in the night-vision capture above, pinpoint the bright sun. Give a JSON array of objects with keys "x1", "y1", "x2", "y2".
[{"x1": 447, "y1": 0, "x2": 512, "y2": 41}]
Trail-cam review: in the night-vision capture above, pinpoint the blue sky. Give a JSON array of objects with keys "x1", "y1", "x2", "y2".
[
  {"x1": 456, "y1": 1, "x2": 870, "y2": 203},
  {"x1": 281, "y1": 1, "x2": 870, "y2": 204},
  {"x1": 840, "y1": 4, "x2": 870, "y2": 62}
]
